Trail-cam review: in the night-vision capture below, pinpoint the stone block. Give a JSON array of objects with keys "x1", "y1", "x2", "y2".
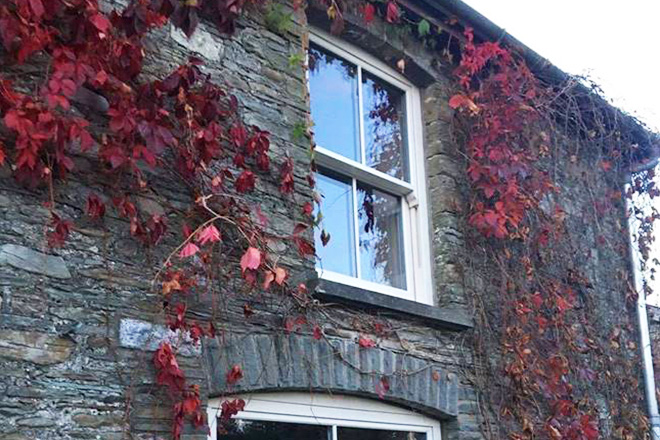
[
  {"x1": 0, "y1": 330, "x2": 74, "y2": 365},
  {"x1": 0, "y1": 244, "x2": 71, "y2": 279},
  {"x1": 119, "y1": 318, "x2": 201, "y2": 356},
  {"x1": 170, "y1": 24, "x2": 224, "y2": 61}
]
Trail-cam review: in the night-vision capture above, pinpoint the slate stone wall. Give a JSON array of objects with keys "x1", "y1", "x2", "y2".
[{"x1": 0, "y1": 2, "x2": 647, "y2": 440}]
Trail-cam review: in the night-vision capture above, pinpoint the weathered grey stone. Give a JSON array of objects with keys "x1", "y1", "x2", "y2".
[
  {"x1": 79, "y1": 269, "x2": 148, "y2": 288},
  {"x1": 136, "y1": 196, "x2": 166, "y2": 217},
  {"x1": 17, "y1": 416, "x2": 55, "y2": 428},
  {"x1": 0, "y1": 433, "x2": 30, "y2": 440},
  {"x1": 170, "y1": 24, "x2": 224, "y2": 61},
  {"x1": 0, "y1": 244, "x2": 71, "y2": 279},
  {"x1": 0, "y1": 193, "x2": 11, "y2": 207},
  {"x1": 72, "y1": 412, "x2": 122, "y2": 428},
  {"x1": 0, "y1": 330, "x2": 74, "y2": 365}
]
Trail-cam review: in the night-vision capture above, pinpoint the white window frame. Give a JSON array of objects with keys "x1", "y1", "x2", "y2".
[
  {"x1": 207, "y1": 392, "x2": 442, "y2": 440},
  {"x1": 310, "y1": 28, "x2": 434, "y2": 305}
]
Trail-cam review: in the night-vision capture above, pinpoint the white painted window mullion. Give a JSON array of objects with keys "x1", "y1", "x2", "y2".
[
  {"x1": 332, "y1": 425, "x2": 338, "y2": 440},
  {"x1": 352, "y1": 178, "x2": 361, "y2": 280},
  {"x1": 357, "y1": 66, "x2": 366, "y2": 165}
]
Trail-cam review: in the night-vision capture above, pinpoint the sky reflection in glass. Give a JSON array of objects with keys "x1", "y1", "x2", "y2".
[
  {"x1": 309, "y1": 44, "x2": 360, "y2": 162},
  {"x1": 315, "y1": 171, "x2": 356, "y2": 277}
]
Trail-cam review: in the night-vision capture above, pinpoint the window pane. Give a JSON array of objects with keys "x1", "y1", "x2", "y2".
[
  {"x1": 223, "y1": 419, "x2": 330, "y2": 440},
  {"x1": 316, "y1": 171, "x2": 356, "y2": 277},
  {"x1": 357, "y1": 183, "x2": 406, "y2": 289},
  {"x1": 309, "y1": 44, "x2": 361, "y2": 162},
  {"x1": 338, "y1": 427, "x2": 426, "y2": 440},
  {"x1": 362, "y1": 72, "x2": 409, "y2": 181}
]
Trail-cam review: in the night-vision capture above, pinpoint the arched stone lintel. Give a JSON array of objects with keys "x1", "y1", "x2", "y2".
[{"x1": 203, "y1": 333, "x2": 458, "y2": 419}]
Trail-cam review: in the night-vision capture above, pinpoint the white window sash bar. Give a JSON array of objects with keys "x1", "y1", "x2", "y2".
[{"x1": 315, "y1": 146, "x2": 414, "y2": 197}]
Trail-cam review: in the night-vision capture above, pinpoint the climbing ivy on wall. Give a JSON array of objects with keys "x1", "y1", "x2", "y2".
[
  {"x1": 0, "y1": 0, "x2": 657, "y2": 439},
  {"x1": 0, "y1": 0, "x2": 308, "y2": 437}
]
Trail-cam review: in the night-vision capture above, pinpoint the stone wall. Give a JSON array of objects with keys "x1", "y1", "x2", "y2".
[{"x1": 0, "y1": 2, "x2": 649, "y2": 440}]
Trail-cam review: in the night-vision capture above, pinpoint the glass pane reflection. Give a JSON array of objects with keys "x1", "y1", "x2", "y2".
[
  {"x1": 362, "y1": 72, "x2": 409, "y2": 181},
  {"x1": 223, "y1": 419, "x2": 330, "y2": 440},
  {"x1": 316, "y1": 171, "x2": 356, "y2": 277},
  {"x1": 338, "y1": 427, "x2": 426, "y2": 440},
  {"x1": 309, "y1": 44, "x2": 361, "y2": 162},
  {"x1": 357, "y1": 183, "x2": 406, "y2": 289}
]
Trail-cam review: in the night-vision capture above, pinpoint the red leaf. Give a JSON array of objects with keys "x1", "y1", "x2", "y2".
[
  {"x1": 580, "y1": 415, "x2": 599, "y2": 440},
  {"x1": 226, "y1": 365, "x2": 243, "y2": 385},
  {"x1": 220, "y1": 399, "x2": 245, "y2": 421},
  {"x1": 358, "y1": 336, "x2": 376, "y2": 348},
  {"x1": 555, "y1": 295, "x2": 572, "y2": 312},
  {"x1": 153, "y1": 343, "x2": 185, "y2": 393},
  {"x1": 179, "y1": 242, "x2": 200, "y2": 258},
  {"x1": 90, "y1": 13, "x2": 112, "y2": 33},
  {"x1": 375, "y1": 376, "x2": 390, "y2": 399},
  {"x1": 86, "y1": 194, "x2": 106, "y2": 219},
  {"x1": 302, "y1": 202, "x2": 313, "y2": 216},
  {"x1": 449, "y1": 94, "x2": 469, "y2": 109},
  {"x1": 363, "y1": 3, "x2": 376, "y2": 24},
  {"x1": 294, "y1": 236, "x2": 315, "y2": 257},
  {"x1": 385, "y1": 1, "x2": 399, "y2": 23},
  {"x1": 29, "y1": 0, "x2": 45, "y2": 18},
  {"x1": 235, "y1": 170, "x2": 256, "y2": 193},
  {"x1": 240, "y1": 247, "x2": 261, "y2": 273},
  {"x1": 48, "y1": 214, "x2": 72, "y2": 248},
  {"x1": 197, "y1": 224, "x2": 221, "y2": 245},
  {"x1": 79, "y1": 130, "x2": 94, "y2": 152},
  {"x1": 313, "y1": 325, "x2": 322, "y2": 340},
  {"x1": 182, "y1": 395, "x2": 200, "y2": 415},
  {"x1": 279, "y1": 157, "x2": 294, "y2": 194},
  {"x1": 230, "y1": 124, "x2": 247, "y2": 147}
]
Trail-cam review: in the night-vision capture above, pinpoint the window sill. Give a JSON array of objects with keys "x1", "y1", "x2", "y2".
[{"x1": 311, "y1": 278, "x2": 473, "y2": 331}]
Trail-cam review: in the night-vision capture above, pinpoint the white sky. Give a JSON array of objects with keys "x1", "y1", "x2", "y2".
[{"x1": 461, "y1": 0, "x2": 660, "y2": 131}]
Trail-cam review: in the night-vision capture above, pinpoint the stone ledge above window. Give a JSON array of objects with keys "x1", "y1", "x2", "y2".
[{"x1": 312, "y1": 279, "x2": 472, "y2": 331}]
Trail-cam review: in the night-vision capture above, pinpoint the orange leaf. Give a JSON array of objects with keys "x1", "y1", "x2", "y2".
[{"x1": 274, "y1": 267, "x2": 287, "y2": 285}]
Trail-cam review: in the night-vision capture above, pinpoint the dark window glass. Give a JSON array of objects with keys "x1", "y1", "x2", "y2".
[
  {"x1": 338, "y1": 427, "x2": 426, "y2": 440},
  {"x1": 222, "y1": 419, "x2": 330, "y2": 440},
  {"x1": 362, "y1": 73, "x2": 409, "y2": 181},
  {"x1": 357, "y1": 183, "x2": 406, "y2": 289},
  {"x1": 309, "y1": 44, "x2": 360, "y2": 162}
]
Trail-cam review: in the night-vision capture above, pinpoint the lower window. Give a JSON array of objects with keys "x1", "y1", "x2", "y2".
[{"x1": 208, "y1": 393, "x2": 441, "y2": 440}]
